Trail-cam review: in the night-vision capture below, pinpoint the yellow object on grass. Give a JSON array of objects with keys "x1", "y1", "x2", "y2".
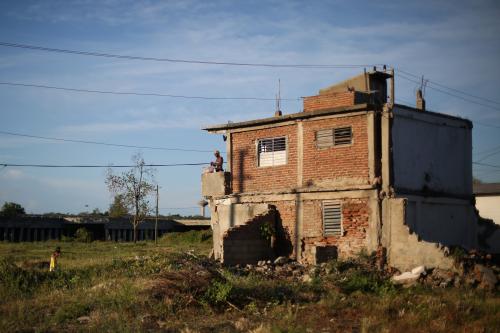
[{"x1": 49, "y1": 255, "x2": 57, "y2": 272}]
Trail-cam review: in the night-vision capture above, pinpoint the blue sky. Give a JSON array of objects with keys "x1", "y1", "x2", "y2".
[{"x1": 0, "y1": 0, "x2": 499, "y2": 214}]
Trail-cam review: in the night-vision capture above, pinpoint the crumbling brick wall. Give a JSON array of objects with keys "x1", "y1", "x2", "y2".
[
  {"x1": 222, "y1": 210, "x2": 276, "y2": 265},
  {"x1": 301, "y1": 198, "x2": 370, "y2": 264},
  {"x1": 267, "y1": 200, "x2": 296, "y2": 257},
  {"x1": 302, "y1": 115, "x2": 369, "y2": 187},
  {"x1": 231, "y1": 124, "x2": 297, "y2": 193}
]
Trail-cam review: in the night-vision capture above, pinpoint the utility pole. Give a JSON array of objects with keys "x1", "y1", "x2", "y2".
[{"x1": 155, "y1": 184, "x2": 159, "y2": 245}]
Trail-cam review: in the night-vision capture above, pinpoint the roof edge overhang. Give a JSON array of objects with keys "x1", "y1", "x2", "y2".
[{"x1": 203, "y1": 103, "x2": 373, "y2": 133}]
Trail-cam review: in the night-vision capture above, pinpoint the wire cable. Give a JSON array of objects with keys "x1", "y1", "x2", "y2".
[
  {"x1": 473, "y1": 162, "x2": 500, "y2": 169},
  {"x1": 0, "y1": 81, "x2": 299, "y2": 101},
  {"x1": 0, "y1": 163, "x2": 209, "y2": 168},
  {"x1": 475, "y1": 148, "x2": 500, "y2": 163},
  {"x1": 159, "y1": 207, "x2": 199, "y2": 210},
  {"x1": 472, "y1": 121, "x2": 500, "y2": 129},
  {"x1": 0, "y1": 41, "x2": 382, "y2": 69},
  {"x1": 0, "y1": 130, "x2": 219, "y2": 153},
  {"x1": 395, "y1": 72, "x2": 500, "y2": 112},
  {"x1": 396, "y1": 68, "x2": 500, "y2": 107}
]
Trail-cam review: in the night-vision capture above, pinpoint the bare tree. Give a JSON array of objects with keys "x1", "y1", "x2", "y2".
[{"x1": 105, "y1": 154, "x2": 156, "y2": 242}]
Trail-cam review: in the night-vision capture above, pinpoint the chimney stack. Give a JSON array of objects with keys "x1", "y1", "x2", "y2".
[{"x1": 416, "y1": 89, "x2": 426, "y2": 111}]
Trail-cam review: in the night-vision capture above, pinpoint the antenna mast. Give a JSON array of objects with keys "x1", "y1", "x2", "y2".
[{"x1": 275, "y1": 79, "x2": 282, "y2": 116}]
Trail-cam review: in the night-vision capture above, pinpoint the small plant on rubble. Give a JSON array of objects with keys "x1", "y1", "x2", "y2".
[{"x1": 259, "y1": 222, "x2": 276, "y2": 241}]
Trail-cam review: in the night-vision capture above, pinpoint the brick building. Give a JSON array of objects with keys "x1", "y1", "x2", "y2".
[{"x1": 202, "y1": 70, "x2": 497, "y2": 270}]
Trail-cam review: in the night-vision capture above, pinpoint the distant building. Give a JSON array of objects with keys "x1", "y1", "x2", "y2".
[
  {"x1": 202, "y1": 70, "x2": 499, "y2": 270},
  {"x1": 0, "y1": 215, "x2": 209, "y2": 242},
  {"x1": 474, "y1": 183, "x2": 500, "y2": 225}
]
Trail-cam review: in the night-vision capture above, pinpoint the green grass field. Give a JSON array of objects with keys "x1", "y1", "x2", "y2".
[{"x1": 0, "y1": 230, "x2": 499, "y2": 333}]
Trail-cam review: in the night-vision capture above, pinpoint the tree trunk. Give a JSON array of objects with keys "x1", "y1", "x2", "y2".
[{"x1": 133, "y1": 217, "x2": 137, "y2": 243}]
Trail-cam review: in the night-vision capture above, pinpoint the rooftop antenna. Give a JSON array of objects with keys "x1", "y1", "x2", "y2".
[
  {"x1": 419, "y1": 75, "x2": 428, "y2": 97},
  {"x1": 275, "y1": 79, "x2": 282, "y2": 116}
]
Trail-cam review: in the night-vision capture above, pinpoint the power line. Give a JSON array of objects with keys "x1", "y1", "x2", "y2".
[
  {"x1": 0, "y1": 162, "x2": 208, "y2": 168},
  {"x1": 473, "y1": 162, "x2": 500, "y2": 169},
  {"x1": 0, "y1": 41, "x2": 382, "y2": 69},
  {"x1": 395, "y1": 72, "x2": 500, "y2": 112},
  {"x1": 397, "y1": 68, "x2": 500, "y2": 107},
  {"x1": 159, "y1": 207, "x2": 198, "y2": 210},
  {"x1": 472, "y1": 121, "x2": 500, "y2": 129},
  {"x1": 0, "y1": 130, "x2": 218, "y2": 153},
  {"x1": 475, "y1": 144, "x2": 500, "y2": 156},
  {"x1": 0, "y1": 81, "x2": 299, "y2": 101},
  {"x1": 475, "y1": 148, "x2": 500, "y2": 163}
]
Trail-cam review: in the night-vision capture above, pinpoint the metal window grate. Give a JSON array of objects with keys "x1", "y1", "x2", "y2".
[
  {"x1": 323, "y1": 201, "x2": 342, "y2": 236},
  {"x1": 257, "y1": 137, "x2": 287, "y2": 167},
  {"x1": 334, "y1": 127, "x2": 352, "y2": 145},
  {"x1": 315, "y1": 126, "x2": 352, "y2": 148}
]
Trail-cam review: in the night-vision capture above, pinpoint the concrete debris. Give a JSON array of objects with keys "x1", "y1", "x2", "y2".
[
  {"x1": 411, "y1": 265, "x2": 426, "y2": 275},
  {"x1": 76, "y1": 316, "x2": 91, "y2": 324},
  {"x1": 234, "y1": 260, "x2": 309, "y2": 281},
  {"x1": 474, "y1": 264, "x2": 498, "y2": 290},
  {"x1": 273, "y1": 256, "x2": 289, "y2": 265},
  {"x1": 301, "y1": 274, "x2": 312, "y2": 283},
  {"x1": 391, "y1": 271, "x2": 421, "y2": 285}
]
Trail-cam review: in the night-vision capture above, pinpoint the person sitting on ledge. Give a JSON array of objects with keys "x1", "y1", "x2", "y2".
[{"x1": 210, "y1": 150, "x2": 224, "y2": 172}]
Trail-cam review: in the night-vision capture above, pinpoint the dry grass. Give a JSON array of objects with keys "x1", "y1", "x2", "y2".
[{"x1": 0, "y1": 230, "x2": 498, "y2": 332}]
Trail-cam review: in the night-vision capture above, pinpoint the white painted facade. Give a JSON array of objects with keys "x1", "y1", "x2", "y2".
[
  {"x1": 391, "y1": 106, "x2": 472, "y2": 197},
  {"x1": 476, "y1": 195, "x2": 500, "y2": 225}
]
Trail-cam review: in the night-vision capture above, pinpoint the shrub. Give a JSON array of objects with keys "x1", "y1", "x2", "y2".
[
  {"x1": 75, "y1": 228, "x2": 93, "y2": 243},
  {"x1": 203, "y1": 280, "x2": 233, "y2": 306},
  {"x1": 339, "y1": 270, "x2": 394, "y2": 295},
  {"x1": 159, "y1": 230, "x2": 212, "y2": 245},
  {"x1": 53, "y1": 302, "x2": 92, "y2": 323}
]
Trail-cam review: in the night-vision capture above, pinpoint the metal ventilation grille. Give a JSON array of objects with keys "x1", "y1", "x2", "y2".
[
  {"x1": 258, "y1": 137, "x2": 287, "y2": 167},
  {"x1": 334, "y1": 127, "x2": 352, "y2": 145},
  {"x1": 323, "y1": 201, "x2": 342, "y2": 236},
  {"x1": 316, "y1": 127, "x2": 352, "y2": 148}
]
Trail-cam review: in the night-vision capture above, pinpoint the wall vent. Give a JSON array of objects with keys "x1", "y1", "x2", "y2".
[
  {"x1": 323, "y1": 201, "x2": 342, "y2": 236},
  {"x1": 316, "y1": 126, "x2": 352, "y2": 148}
]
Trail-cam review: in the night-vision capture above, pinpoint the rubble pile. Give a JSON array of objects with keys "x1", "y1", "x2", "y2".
[
  {"x1": 230, "y1": 256, "x2": 319, "y2": 282},
  {"x1": 392, "y1": 250, "x2": 499, "y2": 290}
]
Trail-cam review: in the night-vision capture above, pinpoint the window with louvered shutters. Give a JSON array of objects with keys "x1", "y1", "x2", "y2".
[
  {"x1": 323, "y1": 201, "x2": 342, "y2": 236},
  {"x1": 315, "y1": 126, "x2": 352, "y2": 148},
  {"x1": 257, "y1": 137, "x2": 287, "y2": 167}
]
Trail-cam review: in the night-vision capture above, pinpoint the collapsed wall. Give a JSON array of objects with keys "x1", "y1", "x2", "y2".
[
  {"x1": 210, "y1": 202, "x2": 275, "y2": 264},
  {"x1": 222, "y1": 208, "x2": 276, "y2": 265},
  {"x1": 381, "y1": 198, "x2": 477, "y2": 271},
  {"x1": 477, "y1": 217, "x2": 500, "y2": 254}
]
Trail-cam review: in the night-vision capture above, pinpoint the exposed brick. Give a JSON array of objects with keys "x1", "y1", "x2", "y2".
[
  {"x1": 302, "y1": 115, "x2": 369, "y2": 185},
  {"x1": 301, "y1": 198, "x2": 370, "y2": 264},
  {"x1": 302, "y1": 91, "x2": 370, "y2": 112},
  {"x1": 231, "y1": 125, "x2": 297, "y2": 193}
]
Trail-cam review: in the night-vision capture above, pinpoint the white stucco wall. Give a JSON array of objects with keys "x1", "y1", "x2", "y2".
[
  {"x1": 476, "y1": 195, "x2": 500, "y2": 225},
  {"x1": 391, "y1": 107, "x2": 472, "y2": 196}
]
